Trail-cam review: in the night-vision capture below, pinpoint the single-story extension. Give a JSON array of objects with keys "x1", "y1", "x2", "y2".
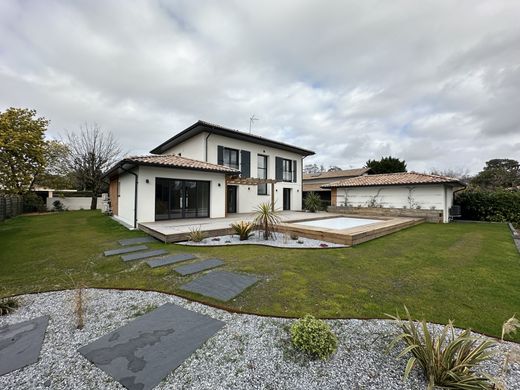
[
  {"x1": 323, "y1": 172, "x2": 466, "y2": 223},
  {"x1": 302, "y1": 167, "x2": 372, "y2": 206},
  {"x1": 103, "y1": 120, "x2": 315, "y2": 228}
]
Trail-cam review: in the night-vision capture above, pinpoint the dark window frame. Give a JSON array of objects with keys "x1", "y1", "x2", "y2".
[
  {"x1": 282, "y1": 158, "x2": 293, "y2": 182},
  {"x1": 223, "y1": 147, "x2": 239, "y2": 170},
  {"x1": 257, "y1": 154, "x2": 268, "y2": 195}
]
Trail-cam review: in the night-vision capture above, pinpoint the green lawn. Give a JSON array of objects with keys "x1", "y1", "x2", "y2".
[{"x1": 1, "y1": 210, "x2": 519, "y2": 340}]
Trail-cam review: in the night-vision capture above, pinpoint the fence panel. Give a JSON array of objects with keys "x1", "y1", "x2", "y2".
[{"x1": 0, "y1": 194, "x2": 23, "y2": 221}]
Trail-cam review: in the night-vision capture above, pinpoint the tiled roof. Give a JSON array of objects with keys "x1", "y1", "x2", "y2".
[
  {"x1": 303, "y1": 168, "x2": 371, "y2": 181},
  {"x1": 322, "y1": 172, "x2": 465, "y2": 188},
  {"x1": 150, "y1": 120, "x2": 315, "y2": 156},
  {"x1": 104, "y1": 154, "x2": 239, "y2": 178},
  {"x1": 302, "y1": 183, "x2": 330, "y2": 192}
]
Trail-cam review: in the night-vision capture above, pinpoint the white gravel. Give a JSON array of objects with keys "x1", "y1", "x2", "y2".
[
  {"x1": 178, "y1": 230, "x2": 346, "y2": 249},
  {"x1": 1, "y1": 289, "x2": 519, "y2": 390}
]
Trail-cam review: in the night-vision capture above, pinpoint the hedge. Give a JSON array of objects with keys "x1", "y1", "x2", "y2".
[{"x1": 455, "y1": 190, "x2": 520, "y2": 226}]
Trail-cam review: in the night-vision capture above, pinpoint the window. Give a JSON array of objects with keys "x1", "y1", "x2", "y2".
[
  {"x1": 257, "y1": 155, "x2": 268, "y2": 195},
  {"x1": 282, "y1": 158, "x2": 293, "y2": 182},
  {"x1": 223, "y1": 147, "x2": 239, "y2": 170}
]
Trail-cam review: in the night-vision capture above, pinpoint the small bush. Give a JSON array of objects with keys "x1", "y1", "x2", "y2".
[
  {"x1": 230, "y1": 220, "x2": 254, "y2": 241},
  {"x1": 53, "y1": 200, "x2": 65, "y2": 211},
  {"x1": 0, "y1": 297, "x2": 20, "y2": 315},
  {"x1": 387, "y1": 307, "x2": 497, "y2": 390},
  {"x1": 304, "y1": 192, "x2": 322, "y2": 212},
  {"x1": 187, "y1": 226, "x2": 205, "y2": 242},
  {"x1": 23, "y1": 192, "x2": 46, "y2": 213},
  {"x1": 290, "y1": 233, "x2": 299, "y2": 240},
  {"x1": 290, "y1": 314, "x2": 338, "y2": 360}
]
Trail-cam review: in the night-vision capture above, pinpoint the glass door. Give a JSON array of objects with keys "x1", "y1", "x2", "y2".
[{"x1": 155, "y1": 178, "x2": 210, "y2": 220}]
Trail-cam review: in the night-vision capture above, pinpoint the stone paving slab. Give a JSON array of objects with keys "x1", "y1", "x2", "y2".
[
  {"x1": 121, "y1": 249, "x2": 168, "y2": 262},
  {"x1": 146, "y1": 254, "x2": 197, "y2": 268},
  {"x1": 118, "y1": 237, "x2": 157, "y2": 246},
  {"x1": 78, "y1": 303, "x2": 224, "y2": 390},
  {"x1": 104, "y1": 245, "x2": 148, "y2": 256},
  {"x1": 0, "y1": 316, "x2": 49, "y2": 376},
  {"x1": 174, "y1": 258, "x2": 224, "y2": 276},
  {"x1": 180, "y1": 271, "x2": 258, "y2": 301}
]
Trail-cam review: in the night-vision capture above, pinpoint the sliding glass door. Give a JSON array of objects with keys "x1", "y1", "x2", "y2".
[{"x1": 155, "y1": 178, "x2": 210, "y2": 220}]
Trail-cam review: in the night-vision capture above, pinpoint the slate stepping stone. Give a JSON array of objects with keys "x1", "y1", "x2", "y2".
[
  {"x1": 181, "y1": 271, "x2": 258, "y2": 301},
  {"x1": 174, "y1": 258, "x2": 224, "y2": 276},
  {"x1": 118, "y1": 236, "x2": 157, "y2": 246},
  {"x1": 104, "y1": 245, "x2": 148, "y2": 256},
  {"x1": 0, "y1": 316, "x2": 49, "y2": 376},
  {"x1": 78, "y1": 303, "x2": 224, "y2": 390},
  {"x1": 146, "y1": 254, "x2": 197, "y2": 268},
  {"x1": 121, "y1": 249, "x2": 168, "y2": 262}
]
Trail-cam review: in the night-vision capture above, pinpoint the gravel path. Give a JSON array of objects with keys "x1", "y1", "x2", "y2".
[
  {"x1": 1, "y1": 289, "x2": 519, "y2": 390},
  {"x1": 178, "y1": 230, "x2": 347, "y2": 248}
]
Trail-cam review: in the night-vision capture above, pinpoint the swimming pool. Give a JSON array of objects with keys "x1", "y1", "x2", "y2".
[{"x1": 294, "y1": 216, "x2": 382, "y2": 230}]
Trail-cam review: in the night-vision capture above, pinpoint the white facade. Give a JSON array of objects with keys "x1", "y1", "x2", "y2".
[
  {"x1": 46, "y1": 196, "x2": 102, "y2": 211},
  {"x1": 335, "y1": 184, "x2": 456, "y2": 223},
  {"x1": 164, "y1": 131, "x2": 304, "y2": 213}
]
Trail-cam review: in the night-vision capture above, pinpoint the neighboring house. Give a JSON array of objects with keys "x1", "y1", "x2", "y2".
[
  {"x1": 323, "y1": 172, "x2": 466, "y2": 223},
  {"x1": 104, "y1": 120, "x2": 315, "y2": 228},
  {"x1": 302, "y1": 168, "x2": 372, "y2": 206}
]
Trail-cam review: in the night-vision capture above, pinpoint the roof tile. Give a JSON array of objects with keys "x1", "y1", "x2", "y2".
[{"x1": 323, "y1": 172, "x2": 464, "y2": 188}]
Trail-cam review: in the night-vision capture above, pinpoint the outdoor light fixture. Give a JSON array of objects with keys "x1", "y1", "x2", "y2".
[
  {"x1": 145, "y1": 179, "x2": 149, "y2": 184},
  {"x1": 218, "y1": 183, "x2": 221, "y2": 187}
]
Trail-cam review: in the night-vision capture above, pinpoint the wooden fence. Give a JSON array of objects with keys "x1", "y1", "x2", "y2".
[{"x1": 0, "y1": 194, "x2": 23, "y2": 222}]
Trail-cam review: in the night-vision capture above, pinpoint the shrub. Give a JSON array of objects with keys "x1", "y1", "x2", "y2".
[
  {"x1": 290, "y1": 314, "x2": 338, "y2": 360},
  {"x1": 187, "y1": 226, "x2": 205, "y2": 242},
  {"x1": 23, "y1": 192, "x2": 46, "y2": 213},
  {"x1": 387, "y1": 307, "x2": 497, "y2": 390},
  {"x1": 253, "y1": 202, "x2": 281, "y2": 240},
  {"x1": 304, "y1": 192, "x2": 322, "y2": 212},
  {"x1": 456, "y1": 190, "x2": 520, "y2": 225},
  {"x1": 0, "y1": 297, "x2": 20, "y2": 315},
  {"x1": 53, "y1": 200, "x2": 65, "y2": 211},
  {"x1": 230, "y1": 221, "x2": 254, "y2": 241}
]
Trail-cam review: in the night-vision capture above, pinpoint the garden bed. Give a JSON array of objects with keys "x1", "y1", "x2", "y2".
[
  {"x1": 178, "y1": 230, "x2": 347, "y2": 248},
  {"x1": 2, "y1": 289, "x2": 519, "y2": 389}
]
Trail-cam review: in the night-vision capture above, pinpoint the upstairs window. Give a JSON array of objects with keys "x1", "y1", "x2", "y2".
[
  {"x1": 258, "y1": 154, "x2": 268, "y2": 195},
  {"x1": 223, "y1": 147, "x2": 239, "y2": 170},
  {"x1": 282, "y1": 158, "x2": 293, "y2": 182}
]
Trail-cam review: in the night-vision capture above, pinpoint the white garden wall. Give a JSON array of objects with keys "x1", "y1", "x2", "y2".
[
  {"x1": 46, "y1": 197, "x2": 102, "y2": 211},
  {"x1": 334, "y1": 184, "x2": 453, "y2": 223}
]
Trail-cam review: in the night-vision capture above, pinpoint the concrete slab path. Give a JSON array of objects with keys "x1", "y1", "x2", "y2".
[
  {"x1": 180, "y1": 271, "x2": 258, "y2": 301},
  {"x1": 78, "y1": 304, "x2": 224, "y2": 390},
  {"x1": 121, "y1": 249, "x2": 168, "y2": 262},
  {"x1": 174, "y1": 259, "x2": 224, "y2": 276},
  {"x1": 119, "y1": 237, "x2": 157, "y2": 246},
  {"x1": 146, "y1": 254, "x2": 197, "y2": 268},
  {"x1": 104, "y1": 245, "x2": 148, "y2": 256},
  {"x1": 0, "y1": 316, "x2": 49, "y2": 376}
]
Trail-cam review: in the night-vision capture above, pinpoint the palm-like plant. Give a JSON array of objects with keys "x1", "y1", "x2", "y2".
[
  {"x1": 253, "y1": 202, "x2": 281, "y2": 240},
  {"x1": 304, "y1": 192, "x2": 322, "y2": 212},
  {"x1": 387, "y1": 307, "x2": 497, "y2": 390},
  {"x1": 230, "y1": 221, "x2": 254, "y2": 241}
]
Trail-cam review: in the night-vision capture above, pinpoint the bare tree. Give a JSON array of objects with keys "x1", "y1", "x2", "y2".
[{"x1": 66, "y1": 124, "x2": 121, "y2": 210}]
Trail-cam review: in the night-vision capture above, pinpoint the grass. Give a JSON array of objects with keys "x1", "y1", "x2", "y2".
[{"x1": 0, "y1": 210, "x2": 519, "y2": 340}]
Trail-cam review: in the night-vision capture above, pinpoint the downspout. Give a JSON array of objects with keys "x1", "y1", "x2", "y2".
[
  {"x1": 205, "y1": 132, "x2": 212, "y2": 162},
  {"x1": 120, "y1": 165, "x2": 138, "y2": 229}
]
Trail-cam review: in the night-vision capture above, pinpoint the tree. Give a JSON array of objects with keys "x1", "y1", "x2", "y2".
[
  {"x1": 471, "y1": 159, "x2": 520, "y2": 190},
  {"x1": 304, "y1": 163, "x2": 325, "y2": 174},
  {"x1": 365, "y1": 156, "x2": 407, "y2": 174},
  {"x1": 430, "y1": 168, "x2": 472, "y2": 184},
  {"x1": 328, "y1": 165, "x2": 342, "y2": 172},
  {"x1": 34, "y1": 140, "x2": 76, "y2": 189},
  {"x1": 65, "y1": 124, "x2": 121, "y2": 209},
  {"x1": 0, "y1": 108, "x2": 49, "y2": 194}
]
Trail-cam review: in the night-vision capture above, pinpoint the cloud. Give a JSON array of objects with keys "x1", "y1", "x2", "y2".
[{"x1": 0, "y1": 0, "x2": 519, "y2": 173}]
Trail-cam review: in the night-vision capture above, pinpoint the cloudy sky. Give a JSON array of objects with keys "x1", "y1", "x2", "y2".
[{"x1": 1, "y1": 1, "x2": 519, "y2": 174}]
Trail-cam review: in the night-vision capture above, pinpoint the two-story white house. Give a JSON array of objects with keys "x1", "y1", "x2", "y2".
[{"x1": 104, "y1": 120, "x2": 315, "y2": 228}]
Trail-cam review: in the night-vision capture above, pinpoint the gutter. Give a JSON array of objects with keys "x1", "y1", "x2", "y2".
[
  {"x1": 205, "y1": 131, "x2": 212, "y2": 162},
  {"x1": 120, "y1": 165, "x2": 138, "y2": 229}
]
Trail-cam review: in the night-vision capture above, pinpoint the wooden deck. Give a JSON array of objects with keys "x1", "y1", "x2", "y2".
[
  {"x1": 278, "y1": 215, "x2": 424, "y2": 246},
  {"x1": 138, "y1": 212, "x2": 423, "y2": 245}
]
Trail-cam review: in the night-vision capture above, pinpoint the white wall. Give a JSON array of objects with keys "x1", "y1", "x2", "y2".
[
  {"x1": 136, "y1": 165, "x2": 227, "y2": 222},
  {"x1": 46, "y1": 197, "x2": 102, "y2": 211},
  {"x1": 164, "y1": 131, "x2": 304, "y2": 211},
  {"x1": 335, "y1": 184, "x2": 453, "y2": 222}
]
